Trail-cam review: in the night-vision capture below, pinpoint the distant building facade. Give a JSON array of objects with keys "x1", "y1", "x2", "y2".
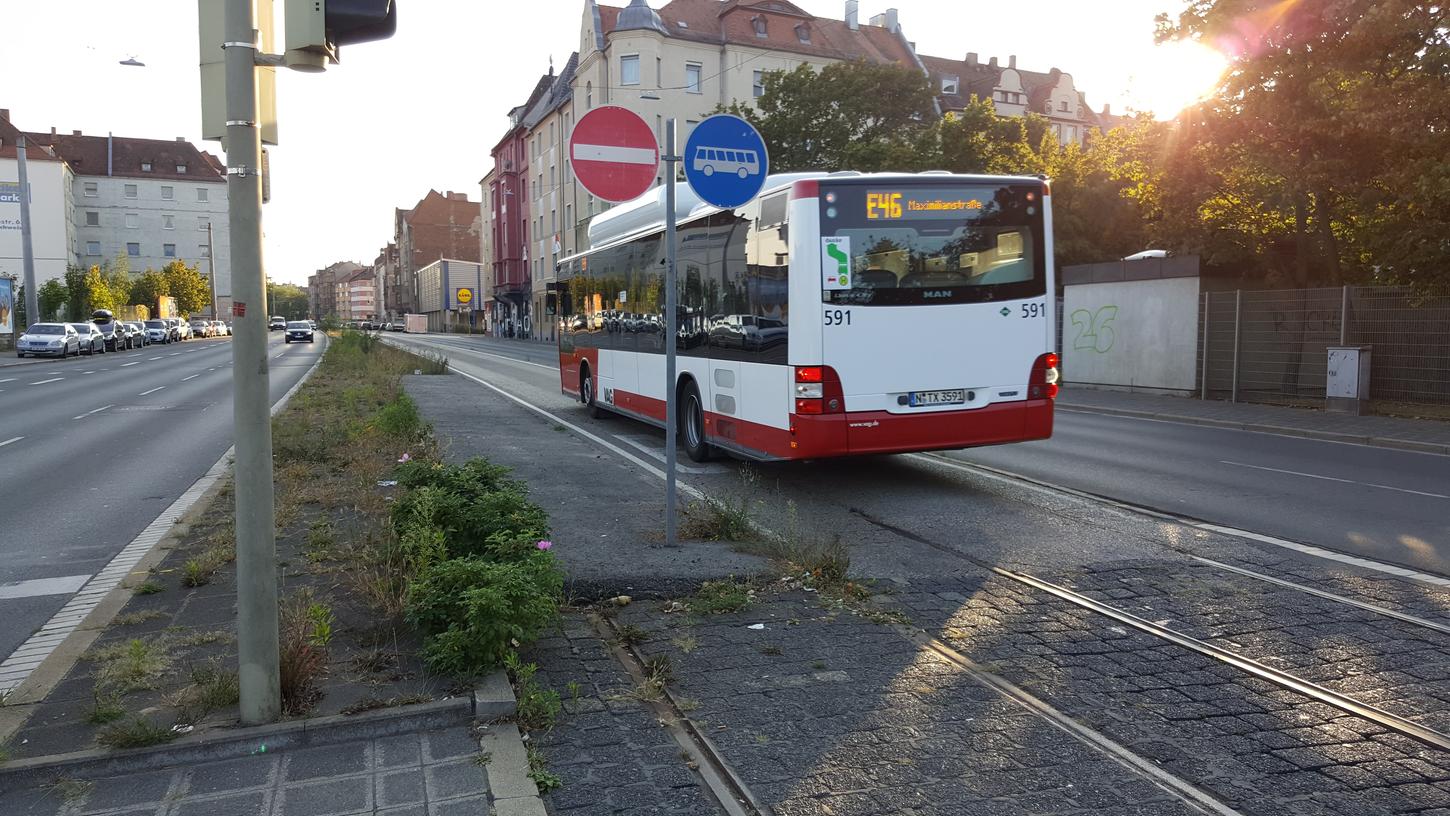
[
  {"x1": 1, "y1": 111, "x2": 74, "y2": 293},
  {"x1": 308, "y1": 260, "x2": 365, "y2": 319},
  {"x1": 394, "y1": 190, "x2": 482, "y2": 322},
  {"x1": 924, "y1": 52, "x2": 1121, "y2": 144}
]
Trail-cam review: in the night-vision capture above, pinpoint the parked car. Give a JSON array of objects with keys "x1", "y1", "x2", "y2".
[
  {"x1": 144, "y1": 319, "x2": 171, "y2": 344},
  {"x1": 161, "y1": 318, "x2": 182, "y2": 342},
  {"x1": 308, "y1": 320, "x2": 318, "y2": 330},
  {"x1": 190, "y1": 319, "x2": 213, "y2": 338},
  {"x1": 128, "y1": 321, "x2": 151, "y2": 346},
  {"x1": 95, "y1": 320, "x2": 127, "y2": 351},
  {"x1": 269, "y1": 316, "x2": 286, "y2": 331},
  {"x1": 211, "y1": 320, "x2": 230, "y2": 337},
  {"x1": 284, "y1": 320, "x2": 315, "y2": 344},
  {"x1": 16, "y1": 323, "x2": 80, "y2": 358},
  {"x1": 116, "y1": 321, "x2": 141, "y2": 349},
  {"x1": 389, "y1": 321, "x2": 404, "y2": 332},
  {"x1": 71, "y1": 322, "x2": 107, "y2": 355},
  {"x1": 176, "y1": 320, "x2": 193, "y2": 340}
]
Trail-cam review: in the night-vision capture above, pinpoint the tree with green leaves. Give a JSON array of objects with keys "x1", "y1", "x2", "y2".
[
  {"x1": 64, "y1": 265, "x2": 89, "y2": 320},
  {"x1": 130, "y1": 269, "x2": 170, "y2": 312},
  {"x1": 37, "y1": 279, "x2": 68, "y2": 322},
  {"x1": 161, "y1": 260, "x2": 211, "y2": 315},
  {"x1": 269, "y1": 283, "x2": 309, "y2": 320}
]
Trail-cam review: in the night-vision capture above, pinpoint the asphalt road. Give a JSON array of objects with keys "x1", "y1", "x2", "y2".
[
  {"x1": 0, "y1": 332, "x2": 325, "y2": 661},
  {"x1": 389, "y1": 333, "x2": 1449, "y2": 576}
]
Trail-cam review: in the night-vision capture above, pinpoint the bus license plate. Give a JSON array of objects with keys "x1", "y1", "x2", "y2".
[{"x1": 909, "y1": 389, "x2": 966, "y2": 407}]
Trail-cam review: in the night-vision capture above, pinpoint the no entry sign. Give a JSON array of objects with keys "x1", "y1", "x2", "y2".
[{"x1": 569, "y1": 106, "x2": 660, "y2": 203}]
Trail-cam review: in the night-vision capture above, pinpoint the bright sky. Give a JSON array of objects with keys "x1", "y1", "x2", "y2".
[{"x1": 2, "y1": 0, "x2": 1216, "y2": 286}]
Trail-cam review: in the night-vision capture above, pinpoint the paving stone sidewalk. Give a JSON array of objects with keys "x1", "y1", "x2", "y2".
[
  {"x1": 0, "y1": 725, "x2": 489, "y2": 816},
  {"x1": 1059, "y1": 388, "x2": 1450, "y2": 451}
]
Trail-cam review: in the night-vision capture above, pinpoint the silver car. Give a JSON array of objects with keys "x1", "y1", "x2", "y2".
[
  {"x1": 16, "y1": 323, "x2": 80, "y2": 358},
  {"x1": 144, "y1": 319, "x2": 171, "y2": 345},
  {"x1": 70, "y1": 323, "x2": 107, "y2": 355}
]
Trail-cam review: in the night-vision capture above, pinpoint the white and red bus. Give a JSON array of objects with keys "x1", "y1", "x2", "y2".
[{"x1": 557, "y1": 171, "x2": 1058, "y2": 462}]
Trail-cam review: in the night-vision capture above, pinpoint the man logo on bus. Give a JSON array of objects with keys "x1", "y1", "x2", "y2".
[{"x1": 693, "y1": 146, "x2": 761, "y2": 179}]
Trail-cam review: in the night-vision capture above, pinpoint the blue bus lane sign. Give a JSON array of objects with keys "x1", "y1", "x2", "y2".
[{"x1": 683, "y1": 114, "x2": 770, "y2": 209}]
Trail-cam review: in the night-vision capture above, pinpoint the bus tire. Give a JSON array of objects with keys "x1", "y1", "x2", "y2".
[
  {"x1": 680, "y1": 380, "x2": 713, "y2": 462},
  {"x1": 582, "y1": 366, "x2": 605, "y2": 419}
]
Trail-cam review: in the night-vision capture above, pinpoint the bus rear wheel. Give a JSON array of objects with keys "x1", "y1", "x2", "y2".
[
  {"x1": 582, "y1": 367, "x2": 605, "y2": 419},
  {"x1": 680, "y1": 380, "x2": 713, "y2": 462}
]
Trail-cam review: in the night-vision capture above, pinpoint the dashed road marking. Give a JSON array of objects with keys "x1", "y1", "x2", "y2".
[
  {"x1": 181, "y1": 374, "x2": 200, "y2": 382},
  {"x1": 72, "y1": 404, "x2": 114, "y2": 421},
  {"x1": 120, "y1": 362, "x2": 140, "y2": 367},
  {"x1": 1219, "y1": 460, "x2": 1449, "y2": 499},
  {"x1": 0, "y1": 378, "x2": 15, "y2": 383},
  {"x1": 148, "y1": 356, "x2": 163, "y2": 361},
  {"x1": 138, "y1": 386, "x2": 166, "y2": 396},
  {"x1": 29, "y1": 377, "x2": 63, "y2": 385},
  {"x1": 0, "y1": 575, "x2": 91, "y2": 600},
  {"x1": 0, "y1": 436, "x2": 23, "y2": 448}
]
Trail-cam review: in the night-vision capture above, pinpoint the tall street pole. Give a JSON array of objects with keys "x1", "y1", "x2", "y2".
[
  {"x1": 224, "y1": 0, "x2": 280, "y2": 724},
  {"x1": 206, "y1": 221, "x2": 218, "y2": 319},
  {"x1": 16, "y1": 135, "x2": 38, "y2": 326},
  {"x1": 663, "y1": 118, "x2": 679, "y2": 548}
]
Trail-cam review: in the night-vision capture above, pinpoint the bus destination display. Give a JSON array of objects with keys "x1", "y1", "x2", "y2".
[{"x1": 865, "y1": 189, "x2": 989, "y2": 221}]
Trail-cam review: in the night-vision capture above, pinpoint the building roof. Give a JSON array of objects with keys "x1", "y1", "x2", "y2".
[
  {"x1": 0, "y1": 110, "x2": 64, "y2": 162},
  {"x1": 921, "y1": 53, "x2": 1117, "y2": 128},
  {"x1": 616, "y1": 0, "x2": 667, "y2": 34},
  {"x1": 522, "y1": 53, "x2": 580, "y2": 130},
  {"x1": 18, "y1": 130, "x2": 224, "y2": 181},
  {"x1": 595, "y1": 0, "x2": 917, "y2": 65},
  {"x1": 404, "y1": 190, "x2": 479, "y2": 227}
]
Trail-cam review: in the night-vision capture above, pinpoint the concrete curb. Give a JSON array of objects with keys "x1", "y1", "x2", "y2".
[
  {"x1": 1058, "y1": 404, "x2": 1450, "y2": 456},
  {"x1": 474, "y1": 668, "x2": 547, "y2": 815},
  {"x1": 0, "y1": 697, "x2": 472, "y2": 787}
]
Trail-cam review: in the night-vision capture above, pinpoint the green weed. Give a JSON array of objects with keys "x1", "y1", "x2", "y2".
[
  {"x1": 506, "y1": 653, "x2": 561, "y2": 733},
  {"x1": 526, "y1": 743, "x2": 563, "y2": 793},
  {"x1": 134, "y1": 581, "x2": 164, "y2": 595},
  {"x1": 96, "y1": 717, "x2": 176, "y2": 750},
  {"x1": 690, "y1": 578, "x2": 753, "y2": 615}
]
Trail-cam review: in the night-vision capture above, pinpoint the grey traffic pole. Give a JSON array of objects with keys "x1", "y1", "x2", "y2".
[
  {"x1": 16, "y1": 135, "x2": 37, "y2": 326},
  {"x1": 663, "y1": 118, "x2": 679, "y2": 548},
  {"x1": 223, "y1": 0, "x2": 280, "y2": 724}
]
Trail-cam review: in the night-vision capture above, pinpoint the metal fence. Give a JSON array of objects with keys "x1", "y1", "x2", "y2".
[{"x1": 1200, "y1": 286, "x2": 1450, "y2": 409}]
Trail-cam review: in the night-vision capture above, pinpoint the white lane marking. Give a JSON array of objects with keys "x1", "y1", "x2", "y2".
[
  {"x1": 138, "y1": 386, "x2": 166, "y2": 396},
  {"x1": 1219, "y1": 460, "x2": 1450, "y2": 499},
  {"x1": 0, "y1": 575, "x2": 92, "y2": 600},
  {"x1": 915, "y1": 453, "x2": 1450, "y2": 590},
  {"x1": 169, "y1": 352, "x2": 181, "y2": 357},
  {"x1": 0, "y1": 436, "x2": 23, "y2": 448},
  {"x1": 0, "y1": 378, "x2": 15, "y2": 383},
  {"x1": 615, "y1": 435, "x2": 724, "y2": 474},
  {"x1": 0, "y1": 337, "x2": 327, "y2": 697},
  {"x1": 149, "y1": 355, "x2": 163, "y2": 360},
  {"x1": 393, "y1": 337, "x2": 555, "y2": 370},
  {"x1": 181, "y1": 374, "x2": 200, "y2": 382},
  {"x1": 120, "y1": 361, "x2": 140, "y2": 368},
  {"x1": 72, "y1": 404, "x2": 114, "y2": 421},
  {"x1": 29, "y1": 377, "x2": 64, "y2": 385}
]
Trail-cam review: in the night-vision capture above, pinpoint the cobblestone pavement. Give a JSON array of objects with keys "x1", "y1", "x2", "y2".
[
  {"x1": 525, "y1": 615, "x2": 725, "y2": 816},
  {"x1": 1051, "y1": 559, "x2": 1450, "y2": 732},
  {"x1": 0, "y1": 727, "x2": 487, "y2": 816}
]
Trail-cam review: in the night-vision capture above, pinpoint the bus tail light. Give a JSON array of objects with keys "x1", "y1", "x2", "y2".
[
  {"x1": 794, "y1": 365, "x2": 844, "y2": 415},
  {"x1": 1029, "y1": 352, "x2": 1060, "y2": 400}
]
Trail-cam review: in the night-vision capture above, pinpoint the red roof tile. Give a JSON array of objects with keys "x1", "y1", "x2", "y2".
[{"x1": 20, "y1": 132, "x2": 224, "y2": 181}]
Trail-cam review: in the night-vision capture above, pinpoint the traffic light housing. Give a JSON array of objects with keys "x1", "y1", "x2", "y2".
[{"x1": 285, "y1": 0, "x2": 396, "y2": 71}]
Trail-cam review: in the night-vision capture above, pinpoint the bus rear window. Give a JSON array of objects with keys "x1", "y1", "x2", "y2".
[{"x1": 820, "y1": 184, "x2": 1045, "y2": 306}]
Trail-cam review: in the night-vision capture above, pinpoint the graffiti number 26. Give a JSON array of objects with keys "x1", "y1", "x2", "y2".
[{"x1": 1070, "y1": 305, "x2": 1118, "y2": 353}]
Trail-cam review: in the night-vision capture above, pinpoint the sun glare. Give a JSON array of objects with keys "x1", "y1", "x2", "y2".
[{"x1": 1128, "y1": 39, "x2": 1230, "y2": 119}]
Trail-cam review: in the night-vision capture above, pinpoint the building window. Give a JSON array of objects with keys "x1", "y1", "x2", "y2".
[
  {"x1": 620, "y1": 55, "x2": 640, "y2": 86},
  {"x1": 197, "y1": 187, "x2": 209, "y2": 202},
  {"x1": 751, "y1": 15, "x2": 766, "y2": 37},
  {"x1": 125, "y1": 213, "x2": 139, "y2": 229},
  {"x1": 795, "y1": 23, "x2": 810, "y2": 43},
  {"x1": 753, "y1": 70, "x2": 765, "y2": 98},
  {"x1": 586, "y1": 81, "x2": 592, "y2": 109},
  {"x1": 83, "y1": 182, "x2": 98, "y2": 197},
  {"x1": 162, "y1": 215, "x2": 175, "y2": 230},
  {"x1": 127, "y1": 242, "x2": 140, "y2": 256},
  {"x1": 124, "y1": 183, "x2": 138, "y2": 198},
  {"x1": 161, "y1": 185, "x2": 174, "y2": 200},
  {"x1": 141, "y1": 162, "x2": 152, "y2": 172},
  {"x1": 941, "y1": 75, "x2": 959, "y2": 94},
  {"x1": 1044, "y1": 101, "x2": 1053, "y2": 113},
  {"x1": 1066, "y1": 125, "x2": 1078, "y2": 142},
  {"x1": 85, "y1": 211, "x2": 100, "y2": 227},
  {"x1": 685, "y1": 62, "x2": 702, "y2": 94},
  {"x1": 176, "y1": 164, "x2": 187, "y2": 174},
  {"x1": 164, "y1": 243, "x2": 176, "y2": 257},
  {"x1": 1060, "y1": 100, "x2": 1069, "y2": 112},
  {"x1": 200, "y1": 244, "x2": 210, "y2": 258},
  {"x1": 86, "y1": 241, "x2": 101, "y2": 256},
  {"x1": 199, "y1": 216, "x2": 210, "y2": 231}
]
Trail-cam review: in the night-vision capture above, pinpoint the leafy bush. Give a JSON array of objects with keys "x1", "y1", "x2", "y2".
[
  {"x1": 374, "y1": 393, "x2": 422, "y2": 437},
  {"x1": 390, "y1": 463, "x2": 547, "y2": 562},
  {"x1": 406, "y1": 556, "x2": 562, "y2": 677}
]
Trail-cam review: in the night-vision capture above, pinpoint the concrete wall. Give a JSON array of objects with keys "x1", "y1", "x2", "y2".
[
  {"x1": 1062, "y1": 275, "x2": 1202, "y2": 395},
  {"x1": 0, "y1": 157, "x2": 72, "y2": 286}
]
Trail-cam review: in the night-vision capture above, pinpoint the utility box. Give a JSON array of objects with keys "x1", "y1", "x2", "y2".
[{"x1": 1326, "y1": 345, "x2": 1371, "y2": 415}]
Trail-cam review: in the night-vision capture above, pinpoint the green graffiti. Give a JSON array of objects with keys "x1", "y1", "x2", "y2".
[{"x1": 1070, "y1": 305, "x2": 1118, "y2": 353}]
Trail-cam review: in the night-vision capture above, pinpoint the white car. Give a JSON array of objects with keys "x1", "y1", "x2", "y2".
[{"x1": 16, "y1": 323, "x2": 81, "y2": 358}]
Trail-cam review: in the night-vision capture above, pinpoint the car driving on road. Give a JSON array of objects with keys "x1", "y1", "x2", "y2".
[
  {"x1": 16, "y1": 323, "x2": 80, "y2": 358},
  {"x1": 71, "y1": 323, "x2": 107, "y2": 355},
  {"x1": 269, "y1": 316, "x2": 286, "y2": 331},
  {"x1": 284, "y1": 320, "x2": 315, "y2": 343}
]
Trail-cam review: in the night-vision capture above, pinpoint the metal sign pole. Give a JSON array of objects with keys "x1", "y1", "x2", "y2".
[
  {"x1": 664, "y1": 118, "x2": 679, "y2": 549},
  {"x1": 16, "y1": 135, "x2": 38, "y2": 326}
]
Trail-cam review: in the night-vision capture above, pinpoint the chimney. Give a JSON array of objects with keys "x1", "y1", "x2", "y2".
[
  {"x1": 1009, "y1": 55, "x2": 1017, "y2": 69},
  {"x1": 73, "y1": 129, "x2": 82, "y2": 136},
  {"x1": 1102, "y1": 103, "x2": 1111, "y2": 115},
  {"x1": 51, "y1": 126, "x2": 57, "y2": 136},
  {"x1": 845, "y1": 0, "x2": 858, "y2": 30},
  {"x1": 966, "y1": 52, "x2": 977, "y2": 67},
  {"x1": 869, "y1": 12, "x2": 884, "y2": 27},
  {"x1": 176, "y1": 136, "x2": 185, "y2": 142},
  {"x1": 0, "y1": 109, "x2": 9, "y2": 122},
  {"x1": 989, "y1": 56, "x2": 998, "y2": 68},
  {"x1": 885, "y1": 8, "x2": 898, "y2": 33}
]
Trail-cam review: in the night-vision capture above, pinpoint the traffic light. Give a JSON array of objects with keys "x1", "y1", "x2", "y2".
[{"x1": 285, "y1": 0, "x2": 396, "y2": 71}]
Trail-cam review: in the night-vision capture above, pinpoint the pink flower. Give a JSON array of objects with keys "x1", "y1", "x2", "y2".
[
  {"x1": 536, "y1": 540, "x2": 553, "y2": 551},
  {"x1": 397, "y1": 453, "x2": 411, "y2": 463}
]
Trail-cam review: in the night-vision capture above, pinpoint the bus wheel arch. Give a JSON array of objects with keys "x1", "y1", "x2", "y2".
[
  {"x1": 581, "y1": 363, "x2": 605, "y2": 419},
  {"x1": 677, "y1": 376, "x2": 713, "y2": 462}
]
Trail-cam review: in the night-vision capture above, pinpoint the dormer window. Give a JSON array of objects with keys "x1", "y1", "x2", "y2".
[
  {"x1": 795, "y1": 23, "x2": 810, "y2": 43},
  {"x1": 140, "y1": 162, "x2": 152, "y2": 172},
  {"x1": 177, "y1": 163, "x2": 187, "y2": 173},
  {"x1": 751, "y1": 15, "x2": 767, "y2": 38},
  {"x1": 1059, "y1": 100, "x2": 1069, "y2": 112},
  {"x1": 941, "y1": 75, "x2": 959, "y2": 95}
]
